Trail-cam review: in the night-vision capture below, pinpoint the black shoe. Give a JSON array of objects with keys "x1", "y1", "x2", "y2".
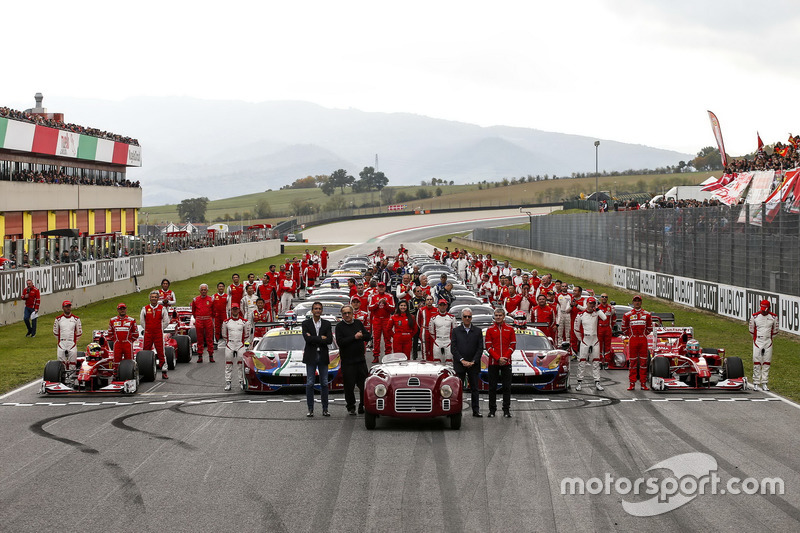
[
  {"x1": 472, "y1": 412, "x2": 483, "y2": 418},
  {"x1": 197, "y1": 357, "x2": 203, "y2": 363},
  {"x1": 322, "y1": 411, "x2": 330, "y2": 417},
  {"x1": 357, "y1": 405, "x2": 365, "y2": 414},
  {"x1": 25, "y1": 333, "x2": 31, "y2": 338},
  {"x1": 209, "y1": 356, "x2": 216, "y2": 363},
  {"x1": 503, "y1": 410, "x2": 512, "y2": 418},
  {"x1": 306, "y1": 411, "x2": 314, "y2": 418},
  {"x1": 30, "y1": 333, "x2": 36, "y2": 338},
  {"x1": 348, "y1": 407, "x2": 356, "y2": 416},
  {"x1": 487, "y1": 411, "x2": 496, "y2": 418}
]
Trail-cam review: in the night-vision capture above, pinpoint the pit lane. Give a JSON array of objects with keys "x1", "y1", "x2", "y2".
[{"x1": 2, "y1": 209, "x2": 800, "y2": 532}]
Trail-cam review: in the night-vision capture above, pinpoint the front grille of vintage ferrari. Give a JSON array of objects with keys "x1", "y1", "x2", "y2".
[{"x1": 395, "y1": 388, "x2": 433, "y2": 412}]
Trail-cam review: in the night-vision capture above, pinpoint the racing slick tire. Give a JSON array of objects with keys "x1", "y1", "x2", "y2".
[
  {"x1": 118, "y1": 359, "x2": 138, "y2": 382},
  {"x1": 723, "y1": 357, "x2": 744, "y2": 380},
  {"x1": 188, "y1": 327, "x2": 197, "y2": 344},
  {"x1": 136, "y1": 350, "x2": 158, "y2": 382},
  {"x1": 43, "y1": 360, "x2": 64, "y2": 383},
  {"x1": 364, "y1": 412, "x2": 377, "y2": 430},
  {"x1": 450, "y1": 412, "x2": 462, "y2": 430},
  {"x1": 165, "y1": 346, "x2": 176, "y2": 370},
  {"x1": 651, "y1": 356, "x2": 670, "y2": 379},
  {"x1": 175, "y1": 335, "x2": 191, "y2": 363}
]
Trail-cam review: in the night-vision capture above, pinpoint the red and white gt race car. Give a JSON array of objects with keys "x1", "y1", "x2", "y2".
[
  {"x1": 648, "y1": 330, "x2": 747, "y2": 392},
  {"x1": 363, "y1": 353, "x2": 463, "y2": 430}
]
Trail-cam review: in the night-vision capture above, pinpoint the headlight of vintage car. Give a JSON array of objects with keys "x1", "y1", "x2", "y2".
[
  {"x1": 374, "y1": 384, "x2": 387, "y2": 397},
  {"x1": 440, "y1": 384, "x2": 453, "y2": 398}
]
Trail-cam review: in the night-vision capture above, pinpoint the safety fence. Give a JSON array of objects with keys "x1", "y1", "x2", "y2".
[{"x1": 474, "y1": 203, "x2": 800, "y2": 297}]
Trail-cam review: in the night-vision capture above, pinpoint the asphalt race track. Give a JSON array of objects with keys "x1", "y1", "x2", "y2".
[{"x1": 2, "y1": 209, "x2": 799, "y2": 532}]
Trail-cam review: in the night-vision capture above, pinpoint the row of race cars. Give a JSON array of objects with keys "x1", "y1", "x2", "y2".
[{"x1": 40, "y1": 251, "x2": 749, "y2": 429}]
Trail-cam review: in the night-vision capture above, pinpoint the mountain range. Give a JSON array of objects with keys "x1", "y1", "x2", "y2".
[{"x1": 34, "y1": 96, "x2": 692, "y2": 205}]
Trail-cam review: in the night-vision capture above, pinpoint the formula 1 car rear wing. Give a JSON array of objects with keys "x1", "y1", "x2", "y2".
[{"x1": 653, "y1": 312, "x2": 676, "y2": 325}]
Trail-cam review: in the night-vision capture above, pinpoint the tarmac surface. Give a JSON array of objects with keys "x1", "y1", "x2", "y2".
[{"x1": 2, "y1": 209, "x2": 799, "y2": 532}]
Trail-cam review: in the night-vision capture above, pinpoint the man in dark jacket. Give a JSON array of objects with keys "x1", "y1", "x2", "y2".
[
  {"x1": 335, "y1": 305, "x2": 373, "y2": 415},
  {"x1": 301, "y1": 302, "x2": 333, "y2": 418},
  {"x1": 451, "y1": 308, "x2": 484, "y2": 417}
]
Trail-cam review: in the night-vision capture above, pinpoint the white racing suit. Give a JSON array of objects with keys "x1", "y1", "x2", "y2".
[
  {"x1": 574, "y1": 310, "x2": 607, "y2": 383},
  {"x1": 222, "y1": 316, "x2": 250, "y2": 385},
  {"x1": 749, "y1": 312, "x2": 778, "y2": 387},
  {"x1": 428, "y1": 313, "x2": 455, "y2": 363},
  {"x1": 556, "y1": 293, "x2": 572, "y2": 345},
  {"x1": 53, "y1": 314, "x2": 83, "y2": 383}
]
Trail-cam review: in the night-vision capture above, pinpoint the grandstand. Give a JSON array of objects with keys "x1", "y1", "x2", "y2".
[{"x1": 0, "y1": 94, "x2": 142, "y2": 265}]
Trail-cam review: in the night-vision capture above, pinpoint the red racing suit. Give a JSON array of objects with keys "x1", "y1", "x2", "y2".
[
  {"x1": 250, "y1": 308, "x2": 271, "y2": 341},
  {"x1": 108, "y1": 315, "x2": 139, "y2": 364},
  {"x1": 212, "y1": 292, "x2": 229, "y2": 342},
  {"x1": 192, "y1": 295, "x2": 215, "y2": 358},
  {"x1": 228, "y1": 283, "x2": 245, "y2": 308},
  {"x1": 140, "y1": 304, "x2": 169, "y2": 369},
  {"x1": 530, "y1": 304, "x2": 557, "y2": 342},
  {"x1": 369, "y1": 292, "x2": 395, "y2": 356},
  {"x1": 158, "y1": 289, "x2": 176, "y2": 307},
  {"x1": 485, "y1": 322, "x2": 516, "y2": 365},
  {"x1": 320, "y1": 250, "x2": 329, "y2": 271},
  {"x1": 417, "y1": 305, "x2": 437, "y2": 361},
  {"x1": 623, "y1": 308, "x2": 653, "y2": 384},
  {"x1": 390, "y1": 314, "x2": 418, "y2": 357},
  {"x1": 597, "y1": 302, "x2": 615, "y2": 361}
]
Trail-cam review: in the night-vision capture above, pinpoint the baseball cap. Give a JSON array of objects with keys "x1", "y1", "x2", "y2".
[
  {"x1": 632, "y1": 295, "x2": 642, "y2": 301},
  {"x1": 62, "y1": 300, "x2": 72, "y2": 307},
  {"x1": 438, "y1": 298, "x2": 448, "y2": 305},
  {"x1": 117, "y1": 303, "x2": 127, "y2": 309},
  {"x1": 760, "y1": 299, "x2": 771, "y2": 310},
  {"x1": 231, "y1": 303, "x2": 240, "y2": 308},
  {"x1": 586, "y1": 296, "x2": 597, "y2": 304},
  {"x1": 377, "y1": 282, "x2": 386, "y2": 287}
]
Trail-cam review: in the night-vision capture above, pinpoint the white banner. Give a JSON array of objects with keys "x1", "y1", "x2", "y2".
[
  {"x1": 640, "y1": 271, "x2": 657, "y2": 297},
  {"x1": 113, "y1": 257, "x2": 131, "y2": 281},
  {"x1": 126, "y1": 144, "x2": 142, "y2": 167},
  {"x1": 25, "y1": 266, "x2": 53, "y2": 295},
  {"x1": 76, "y1": 260, "x2": 97, "y2": 288},
  {"x1": 672, "y1": 275, "x2": 695, "y2": 307},
  {"x1": 56, "y1": 130, "x2": 79, "y2": 158},
  {"x1": 738, "y1": 170, "x2": 776, "y2": 223},
  {"x1": 613, "y1": 266, "x2": 626, "y2": 288},
  {"x1": 713, "y1": 172, "x2": 753, "y2": 206},
  {"x1": 717, "y1": 283, "x2": 746, "y2": 321},
  {"x1": 3, "y1": 119, "x2": 36, "y2": 152},
  {"x1": 779, "y1": 295, "x2": 800, "y2": 334}
]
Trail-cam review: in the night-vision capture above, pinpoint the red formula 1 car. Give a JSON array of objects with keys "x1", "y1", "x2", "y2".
[
  {"x1": 131, "y1": 323, "x2": 193, "y2": 369},
  {"x1": 363, "y1": 353, "x2": 463, "y2": 430},
  {"x1": 649, "y1": 333, "x2": 747, "y2": 392},
  {"x1": 603, "y1": 311, "x2": 675, "y2": 370},
  {"x1": 40, "y1": 336, "x2": 157, "y2": 395}
]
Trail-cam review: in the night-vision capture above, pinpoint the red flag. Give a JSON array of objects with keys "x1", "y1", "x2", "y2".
[
  {"x1": 757, "y1": 132, "x2": 764, "y2": 152},
  {"x1": 789, "y1": 134, "x2": 798, "y2": 148},
  {"x1": 707, "y1": 111, "x2": 728, "y2": 167}
]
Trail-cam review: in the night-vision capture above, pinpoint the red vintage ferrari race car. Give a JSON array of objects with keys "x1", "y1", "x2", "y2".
[
  {"x1": 40, "y1": 336, "x2": 158, "y2": 395},
  {"x1": 649, "y1": 333, "x2": 747, "y2": 392},
  {"x1": 363, "y1": 353, "x2": 463, "y2": 430}
]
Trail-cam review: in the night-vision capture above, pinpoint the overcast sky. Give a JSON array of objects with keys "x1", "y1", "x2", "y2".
[{"x1": 3, "y1": 0, "x2": 799, "y2": 157}]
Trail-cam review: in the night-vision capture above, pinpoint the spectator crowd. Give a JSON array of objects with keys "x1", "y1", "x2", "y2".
[
  {"x1": 0, "y1": 106, "x2": 139, "y2": 146},
  {"x1": 724, "y1": 134, "x2": 800, "y2": 174},
  {"x1": 7, "y1": 168, "x2": 140, "y2": 188}
]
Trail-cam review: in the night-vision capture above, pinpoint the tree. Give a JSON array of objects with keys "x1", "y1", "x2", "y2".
[
  {"x1": 288, "y1": 176, "x2": 317, "y2": 189},
  {"x1": 416, "y1": 188, "x2": 432, "y2": 199},
  {"x1": 435, "y1": 187, "x2": 443, "y2": 197},
  {"x1": 395, "y1": 191, "x2": 411, "y2": 203},
  {"x1": 356, "y1": 166, "x2": 389, "y2": 192},
  {"x1": 290, "y1": 198, "x2": 316, "y2": 216},
  {"x1": 255, "y1": 199, "x2": 272, "y2": 218},
  {"x1": 329, "y1": 169, "x2": 355, "y2": 194},
  {"x1": 691, "y1": 147, "x2": 724, "y2": 171},
  {"x1": 177, "y1": 197, "x2": 209, "y2": 223},
  {"x1": 323, "y1": 195, "x2": 348, "y2": 211},
  {"x1": 321, "y1": 179, "x2": 336, "y2": 196}
]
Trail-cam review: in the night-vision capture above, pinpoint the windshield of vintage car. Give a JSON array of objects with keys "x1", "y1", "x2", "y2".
[{"x1": 515, "y1": 334, "x2": 552, "y2": 351}]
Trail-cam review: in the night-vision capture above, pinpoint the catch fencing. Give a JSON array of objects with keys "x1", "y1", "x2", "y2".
[{"x1": 474, "y1": 204, "x2": 800, "y2": 297}]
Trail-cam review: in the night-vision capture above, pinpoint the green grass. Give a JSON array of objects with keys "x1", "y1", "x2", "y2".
[
  {"x1": 140, "y1": 171, "x2": 716, "y2": 225},
  {"x1": 0, "y1": 245, "x2": 353, "y2": 394},
  {"x1": 425, "y1": 235, "x2": 800, "y2": 403}
]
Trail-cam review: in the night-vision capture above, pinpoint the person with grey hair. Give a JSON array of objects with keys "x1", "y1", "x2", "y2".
[
  {"x1": 191, "y1": 283, "x2": 215, "y2": 363},
  {"x1": 451, "y1": 307, "x2": 484, "y2": 417},
  {"x1": 336, "y1": 305, "x2": 372, "y2": 415}
]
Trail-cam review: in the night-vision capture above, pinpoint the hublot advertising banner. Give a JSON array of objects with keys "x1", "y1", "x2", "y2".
[
  {"x1": 96, "y1": 260, "x2": 115, "y2": 284},
  {"x1": 746, "y1": 290, "x2": 779, "y2": 317},
  {"x1": 718, "y1": 283, "x2": 746, "y2": 321},
  {"x1": 114, "y1": 257, "x2": 131, "y2": 281},
  {"x1": 130, "y1": 256, "x2": 144, "y2": 277},
  {"x1": 780, "y1": 295, "x2": 800, "y2": 335},
  {"x1": 613, "y1": 266, "x2": 626, "y2": 288},
  {"x1": 673, "y1": 276, "x2": 695, "y2": 307},
  {"x1": 51, "y1": 264, "x2": 76, "y2": 293},
  {"x1": 625, "y1": 269, "x2": 640, "y2": 292},
  {"x1": 640, "y1": 271, "x2": 657, "y2": 297},
  {"x1": 655, "y1": 274, "x2": 674, "y2": 301},
  {"x1": 25, "y1": 266, "x2": 52, "y2": 295},
  {"x1": 76, "y1": 261, "x2": 97, "y2": 288},
  {"x1": 694, "y1": 281, "x2": 719, "y2": 313},
  {"x1": 0, "y1": 270, "x2": 26, "y2": 303}
]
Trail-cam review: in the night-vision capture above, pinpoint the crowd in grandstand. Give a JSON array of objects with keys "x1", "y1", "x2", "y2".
[
  {"x1": 724, "y1": 135, "x2": 800, "y2": 173},
  {"x1": 0, "y1": 106, "x2": 139, "y2": 146},
  {"x1": 7, "y1": 169, "x2": 140, "y2": 188}
]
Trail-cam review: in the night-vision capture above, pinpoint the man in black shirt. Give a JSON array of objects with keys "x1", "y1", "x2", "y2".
[
  {"x1": 335, "y1": 305, "x2": 373, "y2": 415},
  {"x1": 451, "y1": 308, "x2": 484, "y2": 417}
]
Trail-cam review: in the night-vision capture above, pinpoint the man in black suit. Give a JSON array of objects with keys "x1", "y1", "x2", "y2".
[
  {"x1": 335, "y1": 305, "x2": 372, "y2": 415},
  {"x1": 451, "y1": 308, "x2": 484, "y2": 417},
  {"x1": 302, "y1": 301, "x2": 333, "y2": 417}
]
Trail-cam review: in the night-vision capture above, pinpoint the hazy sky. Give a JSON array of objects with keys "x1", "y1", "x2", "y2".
[{"x1": 3, "y1": 0, "x2": 799, "y2": 157}]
